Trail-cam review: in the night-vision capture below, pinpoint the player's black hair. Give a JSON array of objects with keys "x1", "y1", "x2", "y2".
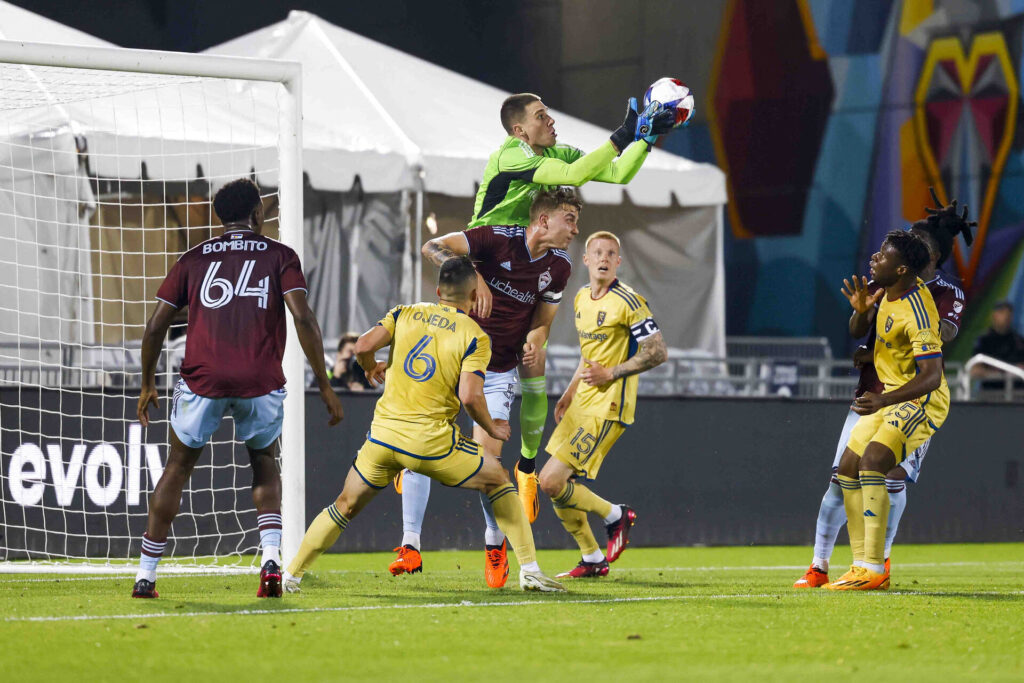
[
  {"x1": 529, "y1": 186, "x2": 583, "y2": 223},
  {"x1": 438, "y1": 255, "x2": 478, "y2": 299},
  {"x1": 213, "y1": 178, "x2": 262, "y2": 225},
  {"x1": 908, "y1": 187, "x2": 977, "y2": 267},
  {"x1": 883, "y1": 230, "x2": 931, "y2": 275},
  {"x1": 500, "y1": 93, "x2": 541, "y2": 134}
]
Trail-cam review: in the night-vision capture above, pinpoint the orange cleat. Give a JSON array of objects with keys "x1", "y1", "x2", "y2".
[
  {"x1": 515, "y1": 467, "x2": 540, "y2": 524},
  {"x1": 388, "y1": 544, "x2": 422, "y2": 576},
  {"x1": 825, "y1": 566, "x2": 890, "y2": 591},
  {"x1": 824, "y1": 566, "x2": 862, "y2": 590},
  {"x1": 793, "y1": 564, "x2": 829, "y2": 588},
  {"x1": 885, "y1": 557, "x2": 891, "y2": 575},
  {"x1": 393, "y1": 470, "x2": 405, "y2": 494},
  {"x1": 484, "y1": 539, "x2": 509, "y2": 588}
]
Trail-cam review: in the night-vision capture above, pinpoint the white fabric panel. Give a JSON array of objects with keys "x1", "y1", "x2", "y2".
[
  {"x1": 302, "y1": 185, "x2": 407, "y2": 340},
  {"x1": 0, "y1": 128, "x2": 96, "y2": 351}
]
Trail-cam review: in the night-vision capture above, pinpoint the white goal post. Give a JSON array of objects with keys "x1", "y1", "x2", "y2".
[{"x1": 0, "y1": 40, "x2": 306, "y2": 572}]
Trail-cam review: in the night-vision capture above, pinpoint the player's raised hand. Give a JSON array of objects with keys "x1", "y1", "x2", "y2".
[
  {"x1": 635, "y1": 100, "x2": 677, "y2": 143},
  {"x1": 842, "y1": 275, "x2": 882, "y2": 314},
  {"x1": 364, "y1": 360, "x2": 388, "y2": 388},
  {"x1": 852, "y1": 391, "x2": 886, "y2": 416},
  {"x1": 136, "y1": 385, "x2": 159, "y2": 427},
  {"x1": 488, "y1": 418, "x2": 511, "y2": 442},
  {"x1": 473, "y1": 271, "x2": 493, "y2": 318},
  {"x1": 319, "y1": 386, "x2": 344, "y2": 425},
  {"x1": 581, "y1": 358, "x2": 614, "y2": 387}
]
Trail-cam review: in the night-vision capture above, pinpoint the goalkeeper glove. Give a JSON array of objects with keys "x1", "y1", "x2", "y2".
[
  {"x1": 635, "y1": 100, "x2": 676, "y2": 144},
  {"x1": 609, "y1": 98, "x2": 640, "y2": 153}
]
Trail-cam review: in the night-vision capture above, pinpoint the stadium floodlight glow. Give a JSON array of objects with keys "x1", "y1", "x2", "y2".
[{"x1": 0, "y1": 40, "x2": 306, "y2": 573}]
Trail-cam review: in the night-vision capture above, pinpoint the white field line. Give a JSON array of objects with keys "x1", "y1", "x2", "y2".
[
  {"x1": 0, "y1": 593, "x2": 778, "y2": 622},
  {"x1": 7, "y1": 589, "x2": 1024, "y2": 624},
  {"x1": 3, "y1": 560, "x2": 1023, "y2": 583}
]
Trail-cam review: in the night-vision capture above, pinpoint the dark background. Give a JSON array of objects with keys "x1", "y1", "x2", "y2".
[{"x1": 9, "y1": 388, "x2": 1020, "y2": 558}]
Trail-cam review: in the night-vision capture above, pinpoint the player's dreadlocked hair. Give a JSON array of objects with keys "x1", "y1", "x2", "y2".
[
  {"x1": 213, "y1": 178, "x2": 262, "y2": 224},
  {"x1": 909, "y1": 187, "x2": 977, "y2": 267},
  {"x1": 884, "y1": 230, "x2": 931, "y2": 275}
]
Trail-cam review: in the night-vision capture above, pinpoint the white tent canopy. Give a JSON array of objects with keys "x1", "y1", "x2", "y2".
[
  {"x1": 0, "y1": 2, "x2": 286, "y2": 186},
  {"x1": 206, "y1": 10, "x2": 726, "y2": 207}
]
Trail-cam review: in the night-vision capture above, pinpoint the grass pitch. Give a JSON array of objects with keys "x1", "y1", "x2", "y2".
[{"x1": 2, "y1": 544, "x2": 1021, "y2": 682}]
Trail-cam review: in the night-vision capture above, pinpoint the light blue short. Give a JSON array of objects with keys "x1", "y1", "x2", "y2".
[
  {"x1": 476, "y1": 367, "x2": 518, "y2": 425},
  {"x1": 170, "y1": 379, "x2": 286, "y2": 450}
]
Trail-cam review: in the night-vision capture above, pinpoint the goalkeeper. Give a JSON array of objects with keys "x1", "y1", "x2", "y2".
[{"x1": 408, "y1": 93, "x2": 675, "y2": 523}]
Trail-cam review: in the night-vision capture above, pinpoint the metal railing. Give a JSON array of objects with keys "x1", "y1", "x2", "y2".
[
  {"x1": 542, "y1": 345, "x2": 967, "y2": 400},
  {"x1": 1, "y1": 339, "x2": 1017, "y2": 403},
  {"x1": 0, "y1": 339, "x2": 185, "y2": 391},
  {"x1": 961, "y1": 353, "x2": 1024, "y2": 401}
]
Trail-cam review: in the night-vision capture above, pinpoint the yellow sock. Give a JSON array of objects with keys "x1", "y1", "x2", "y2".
[
  {"x1": 860, "y1": 471, "x2": 890, "y2": 568},
  {"x1": 837, "y1": 474, "x2": 865, "y2": 563},
  {"x1": 488, "y1": 483, "x2": 536, "y2": 567},
  {"x1": 553, "y1": 506, "x2": 600, "y2": 556},
  {"x1": 285, "y1": 503, "x2": 348, "y2": 579},
  {"x1": 550, "y1": 480, "x2": 613, "y2": 519}
]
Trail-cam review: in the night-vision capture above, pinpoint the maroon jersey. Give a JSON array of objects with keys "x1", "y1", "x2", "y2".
[
  {"x1": 155, "y1": 228, "x2": 307, "y2": 398},
  {"x1": 855, "y1": 274, "x2": 964, "y2": 397},
  {"x1": 463, "y1": 225, "x2": 572, "y2": 372}
]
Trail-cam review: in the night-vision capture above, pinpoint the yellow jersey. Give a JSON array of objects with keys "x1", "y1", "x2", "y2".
[
  {"x1": 873, "y1": 279, "x2": 949, "y2": 410},
  {"x1": 369, "y1": 302, "x2": 491, "y2": 457},
  {"x1": 571, "y1": 279, "x2": 659, "y2": 425}
]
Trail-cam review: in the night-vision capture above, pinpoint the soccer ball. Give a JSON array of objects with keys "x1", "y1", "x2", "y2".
[{"x1": 643, "y1": 77, "x2": 695, "y2": 128}]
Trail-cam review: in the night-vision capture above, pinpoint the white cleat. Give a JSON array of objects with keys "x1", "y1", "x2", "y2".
[
  {"x1": 282, "y1": 571, "x2": 301, "y2": 594},
  {"x1": 519, "y1": 569, "x2": 567, "y2": 593}
]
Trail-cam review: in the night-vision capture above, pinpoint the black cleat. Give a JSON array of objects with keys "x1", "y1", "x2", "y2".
[
  {"x1": 257, "y1": 559, "x2": 283, "y2": 598},
  {"x1": 131, "y1": 579, "x2": 159, "y2": 598}
]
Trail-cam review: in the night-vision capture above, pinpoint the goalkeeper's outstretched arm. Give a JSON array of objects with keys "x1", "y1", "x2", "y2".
[{"x1": 531, "y1": 139, "x2": 649, "y2": 187}]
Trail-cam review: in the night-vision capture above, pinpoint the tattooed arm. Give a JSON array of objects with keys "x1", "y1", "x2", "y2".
[
  {"x1": 579, "y1": 331, "x2": 668, "y2": 387},
  {"x1": 421, "y1": 230, "x2": 495, "y2": 317},
  {"x1": 421, "y1": 231, "x2": 470, "y2": 266}
]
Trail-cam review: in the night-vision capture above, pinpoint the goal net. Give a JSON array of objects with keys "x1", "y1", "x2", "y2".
[{"x1": 0, "y1": 42, "x2": 304, "y2": 573}]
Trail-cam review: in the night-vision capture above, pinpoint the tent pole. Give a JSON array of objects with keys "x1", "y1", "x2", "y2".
[{"x1": 414, "y1": 176, "x2": 424, "y2": 302}]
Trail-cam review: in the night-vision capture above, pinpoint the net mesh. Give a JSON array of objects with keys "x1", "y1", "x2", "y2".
[{"x1": 0, "y1": 57, "x2": 288, "y2": 572}]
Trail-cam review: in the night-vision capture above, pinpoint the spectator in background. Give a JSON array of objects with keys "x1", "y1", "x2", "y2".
[
  {"x1": 970, "y1": 301, "x2": 1024, "y2": 389},
  {"x1": 330, "y1": 332, "x2": 373, "y2": 391}
]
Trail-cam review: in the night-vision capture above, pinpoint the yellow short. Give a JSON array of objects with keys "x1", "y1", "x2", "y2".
[
  {"x1": 352, "y1": 429, "x2": 484, "y2": 489},
  {"x1": 545, "y1": 402, "x2": 625, "y2": 480},
  {"x1": 846, "y1": 398, "x2": 946, "y2": 462}
]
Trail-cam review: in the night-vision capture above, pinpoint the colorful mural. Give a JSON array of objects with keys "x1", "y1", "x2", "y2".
[{"x1": 704, "y1": 0, "x2": 1024, "y2": 359}]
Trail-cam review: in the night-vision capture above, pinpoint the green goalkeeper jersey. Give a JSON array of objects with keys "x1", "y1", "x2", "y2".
[{"x1": 468, "y1": 136, "x2": 650, "y2": 228}]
